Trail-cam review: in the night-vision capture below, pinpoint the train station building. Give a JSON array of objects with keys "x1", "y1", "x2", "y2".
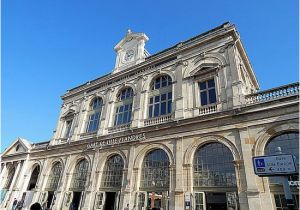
[{"x1": 1, "y1": 22, "x2": 299, "y2": 210}]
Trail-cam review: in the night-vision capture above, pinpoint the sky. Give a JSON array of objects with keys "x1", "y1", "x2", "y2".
[{"x1": 2, "y1": 0, "x2": 299, "y2": 151}]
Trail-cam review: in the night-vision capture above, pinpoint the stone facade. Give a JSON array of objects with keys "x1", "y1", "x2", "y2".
[{"x1": 1, "y1": 22, "x2": 299, "y2": 210}]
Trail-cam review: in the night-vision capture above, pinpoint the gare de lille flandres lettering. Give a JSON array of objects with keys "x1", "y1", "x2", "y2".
[{"x1": 86, "y1": 133, "x2": 146, "y2": 150}]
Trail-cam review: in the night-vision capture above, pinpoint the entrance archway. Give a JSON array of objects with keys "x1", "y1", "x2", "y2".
[
  {"x1": 69, "y1": 159, "x2": 89, "y2": 210},
  {"x1": 265, "y1": 132, "x2": 299, "y2": 210},
  {"x1": 138, "y1": 149, "x2": 170, "y2": 210},
  {"x1": 27, "y1": 165, "x2": 40, "y2": 190},
  {"x1": 193, "y1": 142, "x2": 238, "y2": 210},
  {"x1": 99, "y1": 154, "x2": 124, "y2": 210}
]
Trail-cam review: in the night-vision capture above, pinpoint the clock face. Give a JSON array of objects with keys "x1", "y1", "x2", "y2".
[{"x1": 124, "y1": 50, "x2": 135, "y2": 61}]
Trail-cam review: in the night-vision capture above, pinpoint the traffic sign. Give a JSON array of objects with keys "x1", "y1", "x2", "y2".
[{"x1": 253, "y1": 154, "x2": 297, "y2": 177}]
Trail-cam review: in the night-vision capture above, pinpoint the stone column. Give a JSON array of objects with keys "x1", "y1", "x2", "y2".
[
  {"x1": 238, "y1": 128, "x2": 269, "y2": 210},
  {"x1": 173, "y1": 61, "x2": 187, "y2": 120},
  {"x1": 174, "y1": 137, "x2": 184, "y2": 210},
  {"x1": 120, "y1": 146, "x2": 136, "y2": 209},
  {"x1": 169, "y1": 164, "x2": 176, "y2": 210},
  {"x1": 131, "y1": 77, "x2": 143, "y2": 128},
  {"x1": 82, "y1": 152, "x2": 97, "y2": 210}
]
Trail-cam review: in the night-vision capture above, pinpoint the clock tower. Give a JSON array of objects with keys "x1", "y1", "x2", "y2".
[{"x1": 113, "y1": 29, "x2": 149, "y2": 74}]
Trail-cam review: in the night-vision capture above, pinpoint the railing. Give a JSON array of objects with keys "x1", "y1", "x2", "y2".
[
  {"x1": 80, "y1": 132, "x2": 97, "y2": 139},
  {"x1": 56, "y1": 138, "x2": 68, "y2": 144},
  {"x1": 144, "y1": 114, "x2": 174, "y2": 126},
  {"x1": 108, "y1": 123, "x2": 131, "y2": 133},
  {"x1": 245, "y1": 82, "x2": 299, "y2": 105},
  {"x1": 199, "y1": 104, "x2": 218, "y2": 115}
]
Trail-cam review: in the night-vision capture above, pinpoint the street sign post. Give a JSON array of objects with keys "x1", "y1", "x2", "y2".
[
  {"x1": 253, "y1": 147, "x2": 297, "y2": 210},
  {"x1": 252, "y1": 154, "x2": 297, "y2": 177}
]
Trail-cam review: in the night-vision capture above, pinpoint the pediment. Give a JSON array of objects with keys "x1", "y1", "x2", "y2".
[
  {"x1": 1, "y1": 137, "x2": 32, "y2": 156},
  {"x1": 114, "y1": 30, "x2": 149, "y2": 52},
  {"x1": 61, "y1": 109, "x2": 75, "y2": 119},
  {"x1": 190, "y1": 63, "x2": 219, "y2": 77}
]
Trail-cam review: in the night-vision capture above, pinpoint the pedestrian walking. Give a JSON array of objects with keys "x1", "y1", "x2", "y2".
[
  {"x1": 12, "y1": 198, "x2": 18, "y2": 210},
  {"x1": 124, "y1": 204, "x2": 129, "y2": 210},
  {"x1": 16, "y1": 200, "x2": 23, "y2": 210}
]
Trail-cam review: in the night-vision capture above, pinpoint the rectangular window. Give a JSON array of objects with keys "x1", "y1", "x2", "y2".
[
  {"x1": 199, "y1": 79, "x2": 217, "y2": 106},
  {"x1": 86, "y1": 112, "x2": 101, "y2": 133},
  {"x1": 64, "y1": 119, "x2": 73, "y2": 138},
  {"x1": 148, "y1": 91, "x2": 172, "y2": 118},
  {"x1": 114, "y1": 103, "x2": 132, "y2": 126},
  {"x1": 274, "y1": 194, "x2": 299, "y2": 210}
]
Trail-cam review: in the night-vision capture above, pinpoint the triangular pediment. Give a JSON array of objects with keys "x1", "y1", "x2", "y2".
[
  {"x1": 61, "y1": 109, "x2": 75, "y2": 119},
  {"x1": 190, "y1": 63, "x2": 219, "y2": 77},
  {"x1": 1, "y1": 137, "x2": 32, "y2": 156},
  {"x1": 114, "y1": 30, "x2": 149, "y2": 52}
]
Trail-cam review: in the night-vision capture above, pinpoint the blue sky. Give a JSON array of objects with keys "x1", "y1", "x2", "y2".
[{"x1": 2, "y1": 0, "x2": 299, "y2": 151}]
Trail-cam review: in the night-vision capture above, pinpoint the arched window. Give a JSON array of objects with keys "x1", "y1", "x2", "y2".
[
  {"x1": 141, "y1": 149, "x2": 170, "y2": 189},
  {"x1": 114, "y1": 87, "x2": 134, "y2": 126},
  {"x1": 27, "y1": 165, "x2": 41, "y2": 190},
  {"x1": 265, "y1": 132, "x2": 299, "y2": 183},
  {"x1": 193, "y1": 143, "x2": 236, "y2": 187},
  {"x1": 46, "y1": 162, "x2": 63, "y2": 191},
  {"x1": 70, "y1": 159, "x2": 89, "y2": 190},
  {"x1": 86, "y1": 97, "x2": 103, "y2": 133},
  {"x1": 101, "y1": 155, "x2": 124, "y2": 188},
  {"x1": 148, "y1": 75, "x2": 172, "y2": 118},
  {"x1": 4, "y1": 166, "x2": 15, "y2": 189}
]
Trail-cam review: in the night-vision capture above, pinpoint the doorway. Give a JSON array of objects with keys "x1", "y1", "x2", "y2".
[
  {"x1": 46, "y1": 191, "x2": 54, "y2": 208},
  {"x1": 104, "y1": 192, "x2": 116, "y2": 210},
  {"x1": 206, "y1": 192, "x2": 227, "y2": 210},
  {"x1": 72, "y1": 191, "x2": 82, "y2": 210}
]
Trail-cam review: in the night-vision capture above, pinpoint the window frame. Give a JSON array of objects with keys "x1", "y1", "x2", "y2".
[
  {"x1": 148, "y1": 75, "x2": 173, "y2": 119},
  {"x1": 85, "y1": 97, "x2": 103, "y2": 133},
  {"x1": 194, "y1": 74, "x2": 219, "y2": 108},
  {"x1": 113, "y1": 88, "x2": 134, "y2": 126}
]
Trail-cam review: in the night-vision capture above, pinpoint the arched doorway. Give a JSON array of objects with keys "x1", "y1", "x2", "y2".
[
  {"x1": 96, "y1": 155, "x2": 124, "y2": 210},
  {"x1": 69, "y1": 159, "x2": 89, "y2": 210},
  {"x1": 265, "y1": 132, "x2": 299, "y2": 210},
  {"x1": 138, "y1": 149, "x2": 170, "y2": 210},
  {"x1": 45, "y1": 162, "x2": 63, "y2": 208},
  {"x1": 193, "y1": 143, "x2": 238, "y2": 210},
  {"x1": 27, "y1": 165, "x2": 40, "y2": 190}
]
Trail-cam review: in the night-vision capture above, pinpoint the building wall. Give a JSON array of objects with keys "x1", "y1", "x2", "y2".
[{"x1": 1, "y1": 23, "x2": 298, "y2": 210}]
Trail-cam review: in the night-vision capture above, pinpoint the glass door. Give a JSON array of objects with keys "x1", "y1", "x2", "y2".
[
  {"x1": 94, "y1": 191, "x2": 105, "y2": 210},
  {"x1": 138, "y1": 191, "x2": 147, "y2": 210},
  {"x1": 194, "y1": 192, "x2": 206, "y2": 210}
]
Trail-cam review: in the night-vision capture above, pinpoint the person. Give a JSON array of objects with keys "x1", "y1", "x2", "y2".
[
  {"x1": 124, "y1": 204, "x2": 129, "y2": 210},
  {"x1": 42, "y1": 202, "x2": 47, "y2": 210},
  {"x1": 16, "y1": 200, "x2": 23, "y2": 210},
  {"x1": 131, "y1": 205, "x2": 136, "y2": 210},
  {"x1": 12, "y1": 198, "x2": 18, "y2": 210}
]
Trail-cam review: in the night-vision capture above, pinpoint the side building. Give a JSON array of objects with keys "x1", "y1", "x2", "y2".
[{"x1": 1, "y1": 22, "x2": 299, "y2": 210}]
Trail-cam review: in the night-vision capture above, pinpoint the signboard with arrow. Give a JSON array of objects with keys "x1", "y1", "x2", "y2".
[{"x1": 252, "y1": 154, "x2": 297, "y2": 177}]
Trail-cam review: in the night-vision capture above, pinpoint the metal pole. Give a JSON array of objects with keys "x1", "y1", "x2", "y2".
[{"x1": 275, "y1": 147, "x2": 294, "y2": 210}]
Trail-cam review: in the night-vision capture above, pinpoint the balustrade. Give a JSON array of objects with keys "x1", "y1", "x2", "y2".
[
  {"x1": 245, "y1": 82, "x2": 299, "y2": 105},
  {"x1": 144, "y1": 114, "x2": 174, "y2": 126}
]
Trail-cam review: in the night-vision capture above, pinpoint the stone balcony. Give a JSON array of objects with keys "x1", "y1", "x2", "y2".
[
  {"x1": 199, "y1": 104, "x2": 218, "y2": 115},
  {"x1": 144, "y1": 113, "x2": 174, "y2": 126},
  {"x1": 108, "y1": 122, "x2": 132, "y2": 133},
  {"x1": 245, "y1": 82, "x2": 299, "y2": 105}
]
